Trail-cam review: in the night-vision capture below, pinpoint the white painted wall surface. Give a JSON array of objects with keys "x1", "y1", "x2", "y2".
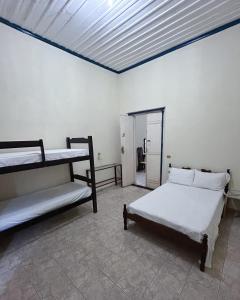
[
  {"x1": 0, "y1": 23, "x2": 120, "y2": 200},
  {"x1": 1, "y1": 21, "x2": 240, "y2": 204},
  {"x1": 118, "y1": 25, "x2": 240, "y2": 196}
]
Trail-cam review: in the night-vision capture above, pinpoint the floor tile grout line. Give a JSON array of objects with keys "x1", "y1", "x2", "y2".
[
  {"x1": 55, "y1": 221, "x2": 143, "y2": 298},
  {"x1": 33, "y1": 285, "x2": 44, "y2": 300},
  {"x1": 97, "y1": 247, "x2": 142, "y2": 297},
  {"x1": 0, "y1": 208, "x2": 96, "y2": 257},
  {"x1": 1, "y1": 187, "x2": 237, "y2": 300},
  {"x1": 216, "y1": 230, "x2": 230, "y2": 299},
  {"x1": 50, "y1": 255, "x2": 87, "y2": 300},
  {"x1": 0, "y1": 214, "x2": 90, "y2": 256},
  {"x1": 97, "y1": 267, "x2": 131, "y2": 299},
  {"x1": 139, "y1": 256, "x2": 168, "y2": 299},
  {"x1": 178, "y1": 264, "x2": 194, "y2": 297},
  {"x1": 48, "y1": 234, "x2": 133, "y2": 299},
  {"x1": 98, "y1": 237, "x2": 169, "y2": 298}
]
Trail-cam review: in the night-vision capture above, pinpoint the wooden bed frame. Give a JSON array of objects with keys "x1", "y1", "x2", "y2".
[
  {"x1": 0, "y1": 136, "x2": 97, "y2": 233},
  {"x1": 123, "y1": 164, "x2": 230, "y2": 272}
]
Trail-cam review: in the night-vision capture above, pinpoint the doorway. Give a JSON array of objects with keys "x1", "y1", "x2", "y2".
[
  {"x1": 120, "y1": 107, "x2": 165, "y2": 189},
  {"x1": 135, "y1": 114, "x2": 147, "y2": 187}
]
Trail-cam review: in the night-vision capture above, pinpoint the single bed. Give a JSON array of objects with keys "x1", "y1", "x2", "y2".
[
  {"x1": 123, "y1": 166, "x2": 230, "y2": 271},
  {"x1": 0, "y1": 148, "x2": 89, "y2": 168},
  {"x1": 0, "y1": 182, "x2": 91, "y2": 232}
]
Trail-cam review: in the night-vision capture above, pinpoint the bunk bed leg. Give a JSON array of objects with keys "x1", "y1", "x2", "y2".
[
  {"x1": 39, "y1": 139, "x2": 46, "y2": 162},
  {"x1": 123, "y1": 204, "x2": 128, "y2": 230},
  {"x1": 200, "y1": 234, "x2": 208, "y2": 272},
  {"x1": 222, "y1": 169, "x2": 231, "y2": 218},
  {"x1": 88, "y1": 136, "x2": 97, "y2": 213},
  {"x1": 69, "y1": 162, "x2": 74, "y2": 182},
  {"x1": 66, "y1": 137, "x2": 74, "y2": 182}
]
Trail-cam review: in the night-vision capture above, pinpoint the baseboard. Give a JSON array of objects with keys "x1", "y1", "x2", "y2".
[
  {"x1": 132, "y1": 184, "x2": 153, "y2": 191},
  {"x1": 228, "y1": 197, "x2": 240, "y2": 212}
]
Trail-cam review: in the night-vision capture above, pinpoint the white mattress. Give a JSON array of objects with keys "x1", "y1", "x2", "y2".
[
  {"x1": 128, "y1": 182, "x2": 225, "y2": 267},
  {"x1": 0, "y1": 182, "x2": 91, "y2": 231},
  {"x1": 0, "y1": 148, "x2": 89, "y2": 168}
]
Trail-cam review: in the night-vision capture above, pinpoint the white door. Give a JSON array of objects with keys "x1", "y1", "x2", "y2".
[
  {"x1": 146, "y1": 112, "x2": 162, "y2": 189},
  {"x1": 120, "y1": 115, "x2": 135, "y2": 187}
]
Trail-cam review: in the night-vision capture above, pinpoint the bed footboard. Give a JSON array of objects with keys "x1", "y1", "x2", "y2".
[{"x1": 123, "y1": 203, "x2": 209, "y2": 272}]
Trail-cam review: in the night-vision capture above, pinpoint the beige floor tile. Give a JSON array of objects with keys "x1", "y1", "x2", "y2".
[
  {"x1": 0, "y1": 283, "x2": 40, "y2": 300},
  {"x1": 0, "y1": 186, "x2": 239, "y2": 300}
]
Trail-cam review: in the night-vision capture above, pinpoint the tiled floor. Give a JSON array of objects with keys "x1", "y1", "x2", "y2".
[{"x1": 0, "y1": 185, "x2": 239, "y2": 300}]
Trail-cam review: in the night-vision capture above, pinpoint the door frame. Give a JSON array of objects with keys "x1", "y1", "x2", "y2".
[{"x1": 128, "y1": 107, "x2": 165, "y2": 186}]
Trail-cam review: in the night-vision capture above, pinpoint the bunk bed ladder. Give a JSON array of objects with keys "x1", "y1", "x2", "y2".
[{"x1": 66, "y1": 136, "x2": 97, "y2": 213}]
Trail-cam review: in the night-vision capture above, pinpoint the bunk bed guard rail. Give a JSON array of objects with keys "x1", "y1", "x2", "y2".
[
  {"x1": 0, "y1": 139, "x2": 45, "y2": 162},
  {"x1": 0, "y1": 137, "x2": 94, "y2": 175}
]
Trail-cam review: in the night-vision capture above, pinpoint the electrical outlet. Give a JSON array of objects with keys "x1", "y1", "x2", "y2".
[{"x1": 97, "y1": 152, "x2": 102, "y2": 160}]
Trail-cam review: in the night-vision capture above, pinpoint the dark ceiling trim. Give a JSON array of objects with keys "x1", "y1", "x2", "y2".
[
  {"x1": 128, "y1": 106, "x2": 165, "y2": 116},
  {"x1": 118, "y1": 18, "x2": 240, "y2": 73},
  {"x1": 0, "y1": 16, "x2": 239, "y2": 74},
  {"x1": 0, "y1": 16, "x2": 119, "y2": 74}
]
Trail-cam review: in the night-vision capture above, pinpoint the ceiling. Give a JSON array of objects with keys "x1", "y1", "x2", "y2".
[{"x1": 0, "y1": 0, "x2": 239, "y2": 73}]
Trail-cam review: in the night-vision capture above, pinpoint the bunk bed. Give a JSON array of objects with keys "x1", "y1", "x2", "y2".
[{"x1": 0, "y1": 136, "x2": 97, "y2": 232}]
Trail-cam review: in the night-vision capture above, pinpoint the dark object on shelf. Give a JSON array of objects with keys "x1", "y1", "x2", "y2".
[{"x1": 86, "y1": 163, "x2": 122, "y2": 188}]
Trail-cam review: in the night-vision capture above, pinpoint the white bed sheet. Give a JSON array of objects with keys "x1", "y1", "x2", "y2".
[
  {"x1": 0, "y1": 148, "x2": 89, "y2": 168},
  {"x1": 0, "y1": 182, "x2": 91, "y2": 231},
  {"x1": 128, "y1": 182, "x2": 225, "y2": 267}
]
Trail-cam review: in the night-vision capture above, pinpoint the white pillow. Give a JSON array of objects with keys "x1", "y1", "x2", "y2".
[
  {"x1": 193, "y1": 169, "x2": 230, "y2": 191},
  {"x1": 168, "y1": 167, "x2": 195, "y2": 186}
]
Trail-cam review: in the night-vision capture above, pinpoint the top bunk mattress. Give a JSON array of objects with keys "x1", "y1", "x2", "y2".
[
  {"x1": 0, "y1": 148, "x2": 89, "y2": 168},
  {"x1": 128, "y1": 182, "x2": 224, "y2": 243}
]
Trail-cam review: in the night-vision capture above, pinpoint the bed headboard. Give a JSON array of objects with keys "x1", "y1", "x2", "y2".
[
  {"x1": 0, "y1": 140, "x2": 45, "y2": 162},
  {"x1": 168, "y1": 163, "x2": 230, "y2": 193}
]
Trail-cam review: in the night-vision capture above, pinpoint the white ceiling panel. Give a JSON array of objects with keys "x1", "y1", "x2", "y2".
[{"x1": 0, "y1": 0, "x2": 239, "y2": 73}]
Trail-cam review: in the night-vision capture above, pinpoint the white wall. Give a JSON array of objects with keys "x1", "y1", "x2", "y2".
[
  {"x1": 118, "y1": 25, "x2": 240, "y2": 198},
  {"x1": 0, "y1": 23, "x2": 120, "y2": 200},
  {"x1": 1, "y1": 22, "x2": 240, "y2": 204},
  {"x1": 135, "y1": 114, "x2": 147, "y2": 149}
]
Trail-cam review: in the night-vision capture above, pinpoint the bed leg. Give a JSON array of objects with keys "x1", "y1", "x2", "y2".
[
  {"x1": 66, "y1": 137, "x2": 74, "y2": 182},
  {"x1": 92, "y1": 193, "x2": 97, "y2": 213},
  {"x1": 123, "y1": 204, "x2": 128, "y2": 230},
  {"x1": 88, "y1": 136, "x2": 97, "y2": 213},
  {"x1": 200, "y1": 234, "x2": 208, "y2": 272}
]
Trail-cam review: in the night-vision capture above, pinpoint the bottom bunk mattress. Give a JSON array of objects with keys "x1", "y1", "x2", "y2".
[
  {"x1": 128, "y1": 182, "x2": 225, "y2": 268},
  {"x1": 0, "y1": 182, "x2": 91, "y2": 231}
]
